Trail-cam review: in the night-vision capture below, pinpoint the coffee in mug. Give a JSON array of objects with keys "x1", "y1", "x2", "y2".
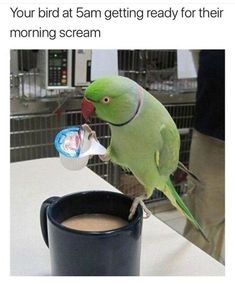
[{"x1": 62, "y1": 213, "x2": 128, "y2": 232}]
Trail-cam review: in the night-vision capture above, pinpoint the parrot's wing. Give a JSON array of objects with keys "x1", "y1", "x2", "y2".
[{"x1": 155, "y1": 124, "x2": 180, "y2": 176}]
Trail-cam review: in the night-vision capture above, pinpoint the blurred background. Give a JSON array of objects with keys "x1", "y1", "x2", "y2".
[{"x1": 10, "y1": 49, "x2": 198, "y2": 241}]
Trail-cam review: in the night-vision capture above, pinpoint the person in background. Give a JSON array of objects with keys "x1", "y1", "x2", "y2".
[{"x1": 183, "y1": 50, "x2": 225, "y2": 263}]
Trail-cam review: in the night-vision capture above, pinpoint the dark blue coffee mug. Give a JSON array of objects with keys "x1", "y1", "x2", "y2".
[{"x1": 40, "y1": 191, "x2": 143, "y2": 276}]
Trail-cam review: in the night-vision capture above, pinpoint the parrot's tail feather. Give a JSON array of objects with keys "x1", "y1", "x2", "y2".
[
  {"x1": 164, "y1": 179, "x2": 209, "y2": 242},
  {"x1": 178, "y1": 161, "x2": 201, "y2": 183}
]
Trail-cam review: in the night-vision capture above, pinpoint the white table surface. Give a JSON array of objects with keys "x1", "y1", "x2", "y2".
[{"x1": 10, "y1": 158, "x2": 225, "y2": 276}]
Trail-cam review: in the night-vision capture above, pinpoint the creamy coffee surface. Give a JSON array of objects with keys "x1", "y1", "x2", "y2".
[{"x1": 61, "y1": 213, "x2": 128, "y2": 232}]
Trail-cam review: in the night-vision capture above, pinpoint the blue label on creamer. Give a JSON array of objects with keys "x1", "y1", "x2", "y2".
[{"x1": 54, "y1": 127, "x2": 81, "y2": 158}]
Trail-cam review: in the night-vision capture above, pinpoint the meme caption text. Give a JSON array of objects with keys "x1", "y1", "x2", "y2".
[{"x1": 9, "y1": 6, "x2": 224, "y2": 40}]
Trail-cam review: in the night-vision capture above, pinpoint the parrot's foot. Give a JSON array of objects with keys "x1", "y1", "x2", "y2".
[
  {"x1": 128, "y1": 195, "x2": 152, "y2": 220},
  {"x1": 99, "y1": 153, "x2": 110, "y2": 162},
  {"x1": 81, "y1": 124, "x2": 98, "y2": 141}
]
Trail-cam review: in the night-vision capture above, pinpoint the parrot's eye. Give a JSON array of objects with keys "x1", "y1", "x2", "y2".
[{"x1": 101, "y1": 96, "x2": 111, "y2": 104}]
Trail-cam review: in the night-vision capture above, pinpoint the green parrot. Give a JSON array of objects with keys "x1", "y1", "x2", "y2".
[{"x1": 81, "y1": 75, "x2": 207, "y2": 239}]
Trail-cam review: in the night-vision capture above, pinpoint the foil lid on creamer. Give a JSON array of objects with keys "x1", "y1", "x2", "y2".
[{"x1": 54, "y1": 127, "x2": 83, "y2": 158}]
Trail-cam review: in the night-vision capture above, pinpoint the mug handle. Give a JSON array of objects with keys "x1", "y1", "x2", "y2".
[{"x1": 40, "y1": 196, "x2": 60, "y2": 247}]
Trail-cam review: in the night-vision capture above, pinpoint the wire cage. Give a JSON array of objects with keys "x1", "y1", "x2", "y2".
[
  {"x1": 10, "y1": 49, "x2": 196, "y2": 202},
  {"x1": 118, "y1": 50, "x2": 197, "y2": 94}
]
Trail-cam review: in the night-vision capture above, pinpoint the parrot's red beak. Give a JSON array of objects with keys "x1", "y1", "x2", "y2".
[{"x1": 81, "y1": 97, "x2": 95, "y2": 121}]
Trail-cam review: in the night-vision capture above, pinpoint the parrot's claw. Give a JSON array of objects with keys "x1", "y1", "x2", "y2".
[
  {"x1": 99, "y1": 154, "x2": 110, "y2": 162},
  {"x1": 81, "y1": 124, "x2": 99, "y2": 159},
  {"x1": 128, "y1": 196, "x2": 152, "y2": 220},
  {"x1": 81, "y1": 124, "x2": 98, "y2": 141},
  {"x1": 82, "y1": 124, "x2": 109, "y2": 161}
]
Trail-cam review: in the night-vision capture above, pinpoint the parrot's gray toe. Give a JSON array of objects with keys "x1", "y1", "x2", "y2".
[
  {"x1": 143, "y1": 208, "x2": 152, "y2": 219},
  {"x1": 99, "y1": 154, "x2": 110, "y2": 162},
  {"x1": 81, "y1": 124, "x2": 98, "y2": 141},
  {"x1": 128, "y1": 195, "x2": 152, "y2": 220}
]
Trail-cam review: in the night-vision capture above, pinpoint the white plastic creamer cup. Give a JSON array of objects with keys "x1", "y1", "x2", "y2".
[{"x1": 54, "y1": 127, "x2": 107, "y2": 170}]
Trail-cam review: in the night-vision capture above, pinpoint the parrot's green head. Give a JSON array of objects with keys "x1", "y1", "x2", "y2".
[{"x1": 81, "y1": 76, "x2": 143, "y2": 125}]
